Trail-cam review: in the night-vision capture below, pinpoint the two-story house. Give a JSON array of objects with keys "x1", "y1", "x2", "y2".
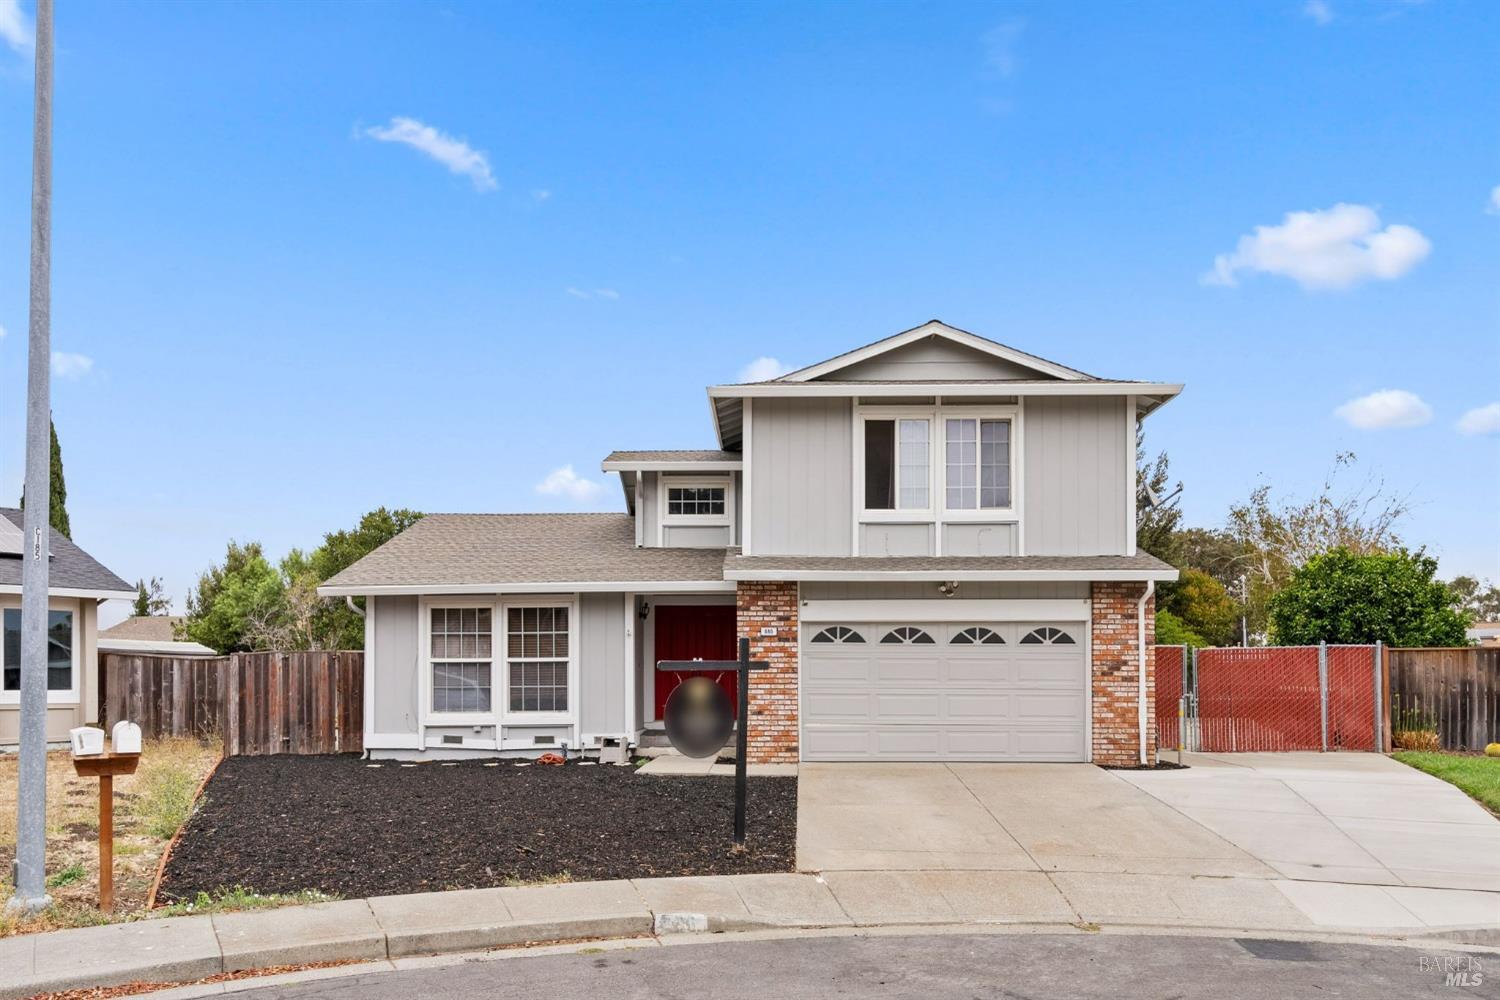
[{"x1": 319, "y1": 321, "x2": 1181, "y2": 765}]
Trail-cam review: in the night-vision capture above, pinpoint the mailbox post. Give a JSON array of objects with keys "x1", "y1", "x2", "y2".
[{"x1": 69, "y1": 726, "x2": 140, "y2": 912}]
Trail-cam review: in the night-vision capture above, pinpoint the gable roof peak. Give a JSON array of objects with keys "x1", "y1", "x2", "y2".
[{"x1": 772, "y1": 319, "x2": 1095, "y2": 384}]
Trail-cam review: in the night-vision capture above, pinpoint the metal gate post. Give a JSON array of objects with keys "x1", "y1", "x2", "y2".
[
  {"x1": 1318, "y1": 641, "x2": 1329, "y2": 752},
  {"x1": 1180, "y1": 645, "x2": 1189, "y2": 753},
  {"x1": 1190, "y1": 646, "x2": 1200, "y2": 752},
  {"x1": 1372, "y1": 641, "x2": 1383, "y2": 752}
]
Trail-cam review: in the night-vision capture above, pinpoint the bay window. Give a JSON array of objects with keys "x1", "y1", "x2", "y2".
[{"x1": 945, "y1": 417, "x2": 1012, "y2": 511}]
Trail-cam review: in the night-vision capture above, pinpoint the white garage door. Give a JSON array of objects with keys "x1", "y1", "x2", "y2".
[{"x1": 801, "y1": 621, "x2": 1088, "y2": 762}]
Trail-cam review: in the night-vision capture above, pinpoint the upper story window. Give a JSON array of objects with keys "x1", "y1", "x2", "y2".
[
  {"x1": 945, "y1": 418, "x2": 1012, "y2": 511},
  {"x1": 667, "y1": 485, "x2": 726, "y2": 517},
  {"x1": 864, "y1": 418, "x2": 930, "y2": 511}
]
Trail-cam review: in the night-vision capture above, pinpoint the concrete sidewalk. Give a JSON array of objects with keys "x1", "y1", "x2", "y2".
[{"x1": 2, "y1": 869, "x2": 1496, "y2": 999}]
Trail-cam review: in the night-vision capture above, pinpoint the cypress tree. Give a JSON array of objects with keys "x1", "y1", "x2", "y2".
[{"x1": 18, "y1": 418, "x2": 71, "y2": 538}]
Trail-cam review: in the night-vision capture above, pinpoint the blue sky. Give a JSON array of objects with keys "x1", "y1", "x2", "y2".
[{"x1": 0, "y1": 0, "x2": 1494, "y2": 617}]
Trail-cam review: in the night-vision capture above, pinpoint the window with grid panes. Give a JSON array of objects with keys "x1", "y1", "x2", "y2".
[
  {"x1": 429, "y1": 607, "x2": 493, "y2": 713},
  {"x1": 507, "y1": 606, "x2": 570, "y2": 713}
]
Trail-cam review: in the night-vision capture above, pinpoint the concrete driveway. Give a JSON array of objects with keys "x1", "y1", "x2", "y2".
[
  {"x1": 797, "y1": 753, "x2": 1500, "y2": 893},
  {"x1": 1117, "y1": 752, "x2": 1500, "y2": 892}
]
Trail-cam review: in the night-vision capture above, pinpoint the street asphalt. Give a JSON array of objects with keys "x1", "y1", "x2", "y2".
[{"x1": 219, "y1": 932, "x2": 1500, "y2": 999}]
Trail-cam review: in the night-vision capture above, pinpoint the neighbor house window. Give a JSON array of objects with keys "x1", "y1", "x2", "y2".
[
  {"x1": 507, "y1": 606, "x2": 569, "y2": 713},
  {"x1": 2, "y1": 609, "x2": 75, "y2": 694},
  {"x1": 666, "y1": 485, "x2": 726, "y2": 517},
  {"x1": 945, "y1": 418, "x2": 1011, "y2": 510},
  {"x1": 864, "y1": 418, "x2": 930, "y2": 510},
  {"x1": 430, "y1": 607, "x2": 492, "y2": 714}
]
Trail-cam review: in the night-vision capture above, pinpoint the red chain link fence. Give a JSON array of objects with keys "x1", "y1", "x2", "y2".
[{"x1": 1154, "y1": 644, "x2": 1380, "y2": 753}]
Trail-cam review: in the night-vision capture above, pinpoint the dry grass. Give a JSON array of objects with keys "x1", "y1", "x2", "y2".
[{"x1": 0, "y1": 738, "x2": 221, "y2": 937}]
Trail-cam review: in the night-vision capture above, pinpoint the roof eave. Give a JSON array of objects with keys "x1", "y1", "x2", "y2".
[
  {"x1": 317, "y1": 580, "x2": 737, "y2": 597},
  {"x1": 723, "y1": 567, "x2": 1180, "y2": 583},
  {"x1": 707, "y1": 381, "x2": 1185, "y2": 399}
]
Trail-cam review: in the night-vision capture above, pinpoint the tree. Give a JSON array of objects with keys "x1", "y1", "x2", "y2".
[
  {"x1": 302, "y1": 508, "x2": 424, "y2": 649},
  {"x1": 132, "y1": 577, "x2": 171, "y2": 617},
  {"x1": 1228, "y1": 452, "x2": 1408, "y2": 642},
  {"x1": 18, "y1": 418, "x2": 71, "y2": 538},
  {"x1": 1163, "y1": 568, "x2": 1239, "y2": 647},
  {"x1": 1448, "y1": 576, "x2": 1500, "y2": 622},
  {"x1": 181, "y1": 541, "x2": 287, "y2": 653},
  {"x1": 1268, "y1": 548, "x2": 1471, "y2": 647},
  {"x1": 1135, "y1": 426, "x2": 1182, "y2": 564},
  {"x1": 1156, "y1": 609, "x2": 1206, "y2": 647}
]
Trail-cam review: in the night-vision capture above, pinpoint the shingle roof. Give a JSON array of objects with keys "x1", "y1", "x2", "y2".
[
  {"x1": 724, "y1": 551, "x2": 1178, "y2": 579},
  {"x1": 100, "y1": 616, "x2": 186, "y2": 642},
  {"x1": 603, "y1": 450, "x2": 741, "y2": 464},
  {"x1": 0, "y1": 509, "x2": 134, "y2": 595},
  {"x1": 319, "y1": 513, "x2": 728, "y2": 592}
]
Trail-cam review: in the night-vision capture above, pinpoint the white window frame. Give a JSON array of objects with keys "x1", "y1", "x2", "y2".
[
  {"x1": 500, "y1": 597, "x2": 579, "y2": 726},
  {"x1": 855, "y1": 409, "x2": 936, "y2": 522},
  {"x1": 660, "y1": 476, "x2": 733, "y2": 528},
  {"x1": 419, "y1": 596, "x2": 498, "y2": 726},
  {"x1": 0, "y1": 599, "x2": 82, "y2": 706},
  {"x1": 940, "y1": 405, "x2": 1019, "y2": 521}
]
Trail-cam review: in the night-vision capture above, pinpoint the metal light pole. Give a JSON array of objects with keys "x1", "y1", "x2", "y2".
[{"x1": 7, "y1": 0, "x2": 54, "y2": 916}]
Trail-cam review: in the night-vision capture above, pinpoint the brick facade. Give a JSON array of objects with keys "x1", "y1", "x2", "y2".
[
  {"x1": 736, "y1": 581, "x2": 799, "y2": 763},
  {"x1": 1090, "y1": 581, "x2": 1157, "y2": 766}
]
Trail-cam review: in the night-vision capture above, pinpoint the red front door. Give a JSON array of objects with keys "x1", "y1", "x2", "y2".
[{"x1": 654, "y1": 605, "x2": 738, "y2": 720}]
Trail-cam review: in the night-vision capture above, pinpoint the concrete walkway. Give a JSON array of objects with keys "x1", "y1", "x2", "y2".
[{"x1": 2, "y1": 867, "x2": 1496, "y2": 999}]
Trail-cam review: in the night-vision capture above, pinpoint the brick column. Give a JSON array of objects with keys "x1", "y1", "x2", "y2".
[
  {"x1": 736, "y1": 581, "x2": 799, "y2": 763},
  {"x1": 1090, "y1": 581, "x2": 1157, "y2": 766}
]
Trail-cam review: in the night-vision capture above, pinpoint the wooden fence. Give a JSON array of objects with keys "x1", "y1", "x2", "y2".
[
  {"x1": 1387, "y1": 647, "x2": 1500, "y2": 751},
  {"x1": 103, "y1": 651, "x2": 363, "y2": 756}
]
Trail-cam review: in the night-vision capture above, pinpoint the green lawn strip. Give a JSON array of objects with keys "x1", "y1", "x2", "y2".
[{"x1": 1392, "y1": 751, "x2": 1500, "y2": 815}]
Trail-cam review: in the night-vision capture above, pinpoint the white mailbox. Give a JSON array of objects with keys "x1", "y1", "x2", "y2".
[
  {"x1": 69, "y1": 726, "x2": 105, "y2": 757},
  {"x1": 111, "y1": 720, "x2": 142, "y2": 755}
]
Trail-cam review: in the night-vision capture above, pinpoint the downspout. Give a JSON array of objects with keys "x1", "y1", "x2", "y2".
[
  {"x1": 1137, "y1": 580, "x2": 1155, "y2": 766},
  {"x1": 345, "y1": 596, "x2": 365, "y2": 617}
]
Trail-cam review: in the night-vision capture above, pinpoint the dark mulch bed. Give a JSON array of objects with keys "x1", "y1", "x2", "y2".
[
  {"x1": 1098, "y1": 760, "x2": 1189, "y2": 771},
  {"x1": 158, "y1": 755, "x2": 797, "y2": 902}
]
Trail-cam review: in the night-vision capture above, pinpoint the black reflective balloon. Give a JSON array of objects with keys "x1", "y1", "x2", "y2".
[{"x1": 664, "y1": 677, "x2": 734, "y2": 759}]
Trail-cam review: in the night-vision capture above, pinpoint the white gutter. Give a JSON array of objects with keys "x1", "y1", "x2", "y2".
[
  {"x1": 317, "y1": 580, "x2": 738, "y2": 597},
  {"x1": 1137, "y1": 580, "x2": 1155, "y2": 766},
  {"x1": 345, "y1": 595, "x2": 365, "y2": 618},
  {"x1": 726, "y1": 568, "x2": 1180, "y2": 583},
  {"x1": 707, "y1": 381, "x2": 1184, "y2": 399}
]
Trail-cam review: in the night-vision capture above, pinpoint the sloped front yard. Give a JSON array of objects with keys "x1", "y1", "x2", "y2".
[{"x1": 158, "y1": 755, "x2": 797, "y2": 902}]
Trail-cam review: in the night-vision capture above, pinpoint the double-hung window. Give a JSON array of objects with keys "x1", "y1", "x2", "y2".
[
  {"x1": 944, "y1": 417, "x2": 1012, "y2": 511},
  {"x1": 506, "y1": 606, "x2": 570, "y2": 714},
  {"x1": 1, "y1": 608, "x2": 75, "y2": 701},
  {"x1": 864, "y1": 417, "x2": 931, "y2": 511},
  {"x1": 429, "y1": 607, "x2": 493, "y2": 715}
]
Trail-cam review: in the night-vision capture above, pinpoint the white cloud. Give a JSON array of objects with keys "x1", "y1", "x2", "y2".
[
  {"x1": 565, "y1": 287, "x2": 619, "y2": 300},
  {"x1": 981, "y1": 19, "x2": 1024, "y2": 77},
  {"x1": 1334, "y1": 389, "x2": 1432, "y2": 429},
  {"x1": 1303, "y1": 0, "x2": 1334, "y2": 25},
  {"x1": 1203, "y1": 203, "x2": 1430, "y2": 291},
  {"x1": 738, "y1": 356, "x2": 791, "y2": 383},
  {"x1": 1457, "y1": 402, "x2": 1500, "y2": 436},
  {"x1": 531, "y1": 189, "x2": 552, "y2": 203},
  {"x1": 363, "y1": 116, "x2": 496, "y2": 191},
  {"x1": 1486, "y1": 185, "x2": 1500, "y2": 215},
  {"x1": 0, "y1": 0, "x2": 33, "y2": 52},
  {"x1": 0, "y1": 323, "x2": 7, "y2": 339},
  {"x1": 535, "y1": 465, "x2": 604, "y2": 503},
  {"x1": 50, "y1": 351, "x2": 93, "y2": 378}
]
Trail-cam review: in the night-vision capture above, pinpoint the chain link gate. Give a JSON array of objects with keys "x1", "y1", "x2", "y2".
[{"x1": 1156, "y1": 643, "x2": 1383, "y2": 753}]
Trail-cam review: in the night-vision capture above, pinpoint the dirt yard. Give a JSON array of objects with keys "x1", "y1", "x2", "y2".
[
  {"x1": 159, "y1": 755, "x2": 798, "y2": 902},
  {"x1": 0, "y1": 738, "x2": 222, "y2": 936}
]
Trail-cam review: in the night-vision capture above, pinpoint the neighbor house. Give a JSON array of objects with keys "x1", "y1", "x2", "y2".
[
  {"x1": 98, "y1": 616, "x2": 216, "y2": 658},
  {"x1": 0, "y1": 508, "x2": 135, "y2": 746},
  {"x1": 319, "y1": 321, "x2": 1181, "y2": 765}
]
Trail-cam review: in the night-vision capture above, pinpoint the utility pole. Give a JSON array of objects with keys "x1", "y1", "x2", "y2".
[{"x1": 8, "y1": 0, "x2": 54, "y2": 916}]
